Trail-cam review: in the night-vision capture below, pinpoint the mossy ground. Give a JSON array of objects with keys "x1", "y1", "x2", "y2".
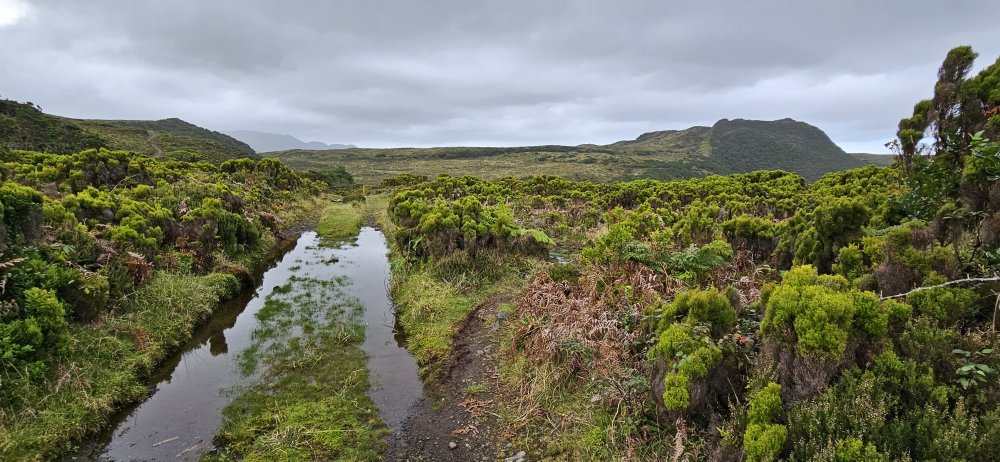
[{"x1": 389, "y1": 250, "x2": 537, "y2": 374}]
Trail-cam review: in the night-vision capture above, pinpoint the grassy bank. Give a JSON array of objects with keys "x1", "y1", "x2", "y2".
[
  {"x1": 390, "y1": 250, "x2": 536, "y2": 374},
  {"x1": 0, "y1": 272, "x2": 241, "y2": 460}
]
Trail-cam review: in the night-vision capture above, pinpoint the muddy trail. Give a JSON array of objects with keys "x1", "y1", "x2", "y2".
[{"x1": 387, "y1": 293, "x2": 525, "y2": 462}]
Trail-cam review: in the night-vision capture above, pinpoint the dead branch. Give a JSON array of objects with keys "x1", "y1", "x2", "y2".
[{"x1": 880, "y1": 275, "x2": 1000, "y2": 300}]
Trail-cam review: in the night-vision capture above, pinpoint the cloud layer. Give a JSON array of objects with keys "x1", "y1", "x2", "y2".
[{"x1": 2, "y1": 1, "x2": 999, "y2": 151}]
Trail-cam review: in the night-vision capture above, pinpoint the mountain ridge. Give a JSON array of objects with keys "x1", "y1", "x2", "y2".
[
  {"x1": 274, "y1": 118, "x2": 878, "y2": 183},
  {"x1": 0, "y1": 98, "x2": 257, "y2": 163}
]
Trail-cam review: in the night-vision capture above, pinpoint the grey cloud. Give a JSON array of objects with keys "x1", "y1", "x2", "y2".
[{"x1": 2, "y1": 0, "x2": 999, "y2": 151}]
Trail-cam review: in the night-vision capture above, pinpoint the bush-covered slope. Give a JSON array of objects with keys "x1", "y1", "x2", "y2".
[
  {"x1": 66, "y1": 118, "x2": 257, "y2": 163},
  {"x1": 0, "y1": 98, "x2": 257, "y2": 163},
  {"x1": 0, "y1": 99, "x2": 104, "y2": 154},
  {"x1": 0, "y1": 148, "x2": 324, "y2": 459},
  {"x1": 708, "y1": 118, "x2": 867, "y2": 180}
]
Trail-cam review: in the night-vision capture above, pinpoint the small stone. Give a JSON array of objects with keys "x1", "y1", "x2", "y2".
[
  {"x1": 504, "y1": 451, "x2": 526, "y2": 462},
  {"x1": 496, "y1": 311, "x2": 510, "y2": 321},
  {"x1": 449, "y1": 442, "x2": 458, "y2": 450}
]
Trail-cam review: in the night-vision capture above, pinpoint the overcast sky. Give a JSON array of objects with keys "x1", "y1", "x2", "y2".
[{"x1": 2, "y1": 1, "x2": 999, "y2": 152}]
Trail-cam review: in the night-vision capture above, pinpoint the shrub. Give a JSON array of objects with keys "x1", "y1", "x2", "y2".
[
  {"x1": 744, "y1": 382, "x2": 787, "y2": 462},
  {"x1": 761, "y1": 266, "x2": 908, "y2": 358},
  {"x1": 832, "y1": 244, "x2": 864, "y2": 281},
  {"x1": 650, "y1": 323, "x2": 723, "y2": 411},
  {"x1": 657, "y1": 288, "x2": 736, "y2": 337},
  {"x1": 907, "y1": 284, "x2": 979, "y2": 324}
]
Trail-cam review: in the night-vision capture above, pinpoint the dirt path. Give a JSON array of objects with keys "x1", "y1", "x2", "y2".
[
  {"x1": 386, "y1": 293, "x2": 525, "y2": 462},
  {"x1": 146, "y1": 129, "x2": 164, "y2": 156}
]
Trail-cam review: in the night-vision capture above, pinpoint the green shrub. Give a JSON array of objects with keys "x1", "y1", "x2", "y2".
[
  {"x1": 832, "y1": 244, "x2": 864, "y2": 281},
  {"x1": 907, "y1": 284, "x2": 979, "y2": 324},
  {"x1": 744, "y1": 423, "x2": 787, "y2": 462},
  {"x1": 761, "y1": 266, "x2": 908, "y2": 358},
  {"x1": 650, "y1": 323, "x2": 723, "y2": 411},
  {"x1": 744, "y1": 383, "x2": 787, "y2": 462},
  {"x1": 657, "y1": 288, "x2": 736, "y2": 336}
]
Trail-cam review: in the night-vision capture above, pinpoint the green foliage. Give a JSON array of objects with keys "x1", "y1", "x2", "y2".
[
  {"x1": 650, "y1": 323, "x2": 723, "y2": 411},
  {"x1": 657, "y1": 288, "x2": 736, "y2": 337},
  {"x1": 0, "y1": 144, "x2": 328, "y2": 459},
  {"x1": 0, "y1": 288, "x2": 69, "y2": 407},
  {"x1": 744, "y1": 382, "x2": 787, "y2": 462},
  {"x1": 0, "y1": 99, "x2": 104, "y2": 154},
  {"x1": 72, "y1": 117, "x2": 257, "y2": 163},
  {"x1": 832, "y1": 244, "x2": 864, "y2": 281},
  {"x1": 953, "y1": 348, "x2": 995, "y2": 390},
  {"x1": 761, "y1": 266, "x2": 907, "y2": 358},
  {"x1": 390, "y1": 182, "x2": 552, "y2": 259},
  {"x1": 908, "y1": 285, "x2": 979, "y2": 324},
  {"x1": 581, "y1": 223, "x2": 637, "y2": 265},
  {"x1": 722, "y1": 214, "x2": 777, "y2": 239},
  {"x1": 744, "y1": 423, "x2": 787, "y2": 462},
  {"x1": 304, "y1": 166, "x2": 355, "y2": 187}
]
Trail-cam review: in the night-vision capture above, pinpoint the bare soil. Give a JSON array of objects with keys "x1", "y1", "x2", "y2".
[{"x1": 385, "y1": 293, "x2": 516, "y2": 462}]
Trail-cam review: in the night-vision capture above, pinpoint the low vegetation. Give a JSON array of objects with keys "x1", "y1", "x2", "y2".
[
  {"x1": 376, "y1": 45, "x2": 1000, "y2": 461},
  {"x1": 0, "y1": 147, "x2": 325, "y2": 460},
  {"x1": 0, "y1": 99, "x2": 257, "y2": 163},
  {"x1": 2, "y1": 44, "x2": 999, "y2": 462},
  {"x1": 316, "y1": 202, "x2": 362, "y2": 240}
]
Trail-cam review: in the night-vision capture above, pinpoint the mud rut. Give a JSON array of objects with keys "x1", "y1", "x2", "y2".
[{"x1": 386, "y1": 294, "x2": 515, "y2": 462}]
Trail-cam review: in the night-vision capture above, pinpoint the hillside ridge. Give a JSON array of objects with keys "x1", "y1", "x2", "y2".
[{"x1": 0, "y1": 98, "x2": 257, "y2": 163}]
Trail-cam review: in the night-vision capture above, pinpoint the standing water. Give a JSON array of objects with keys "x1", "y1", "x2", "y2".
[{"x1": 74, "y1": 228, "x2": 422, "y2": 461}]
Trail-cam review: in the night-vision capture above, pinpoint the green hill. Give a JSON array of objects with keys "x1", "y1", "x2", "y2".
[
  {"x1": 0, "y1": 99, "x2": 105, "y2": 153},
  {"x1": 0, "y1": 98, "x2": 257, "y2": 162},
  {"x1": 706, "y1": 118, "x2": 867, "y2": 179},
  {"x1": 274, "y1": 118, "x2": 866, "y2": 183}
]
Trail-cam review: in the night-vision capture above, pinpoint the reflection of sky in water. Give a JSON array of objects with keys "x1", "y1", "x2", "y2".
[{"x1": 80, "y1": 228, "x2": 422, "y2": 461}]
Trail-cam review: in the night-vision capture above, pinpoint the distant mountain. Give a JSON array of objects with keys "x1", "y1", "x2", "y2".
[
  {"x1": 0, "y1": 98, "x2": 257, "y2": 163},
  {"x1": 226, "y1": 130, "x2": 355, "y2": 153},
  {"x1": 274, "y1": 118, "x2": 873, "y2": 184}
]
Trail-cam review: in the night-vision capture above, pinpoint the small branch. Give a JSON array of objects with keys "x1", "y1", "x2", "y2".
[{"x1": 880, "y1": 275, "x2": 1000, "y2": 300}]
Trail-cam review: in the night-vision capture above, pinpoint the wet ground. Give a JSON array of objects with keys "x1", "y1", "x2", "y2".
[{"x1": 71, "y1": 228, "x2": 424, "y2": 461}]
